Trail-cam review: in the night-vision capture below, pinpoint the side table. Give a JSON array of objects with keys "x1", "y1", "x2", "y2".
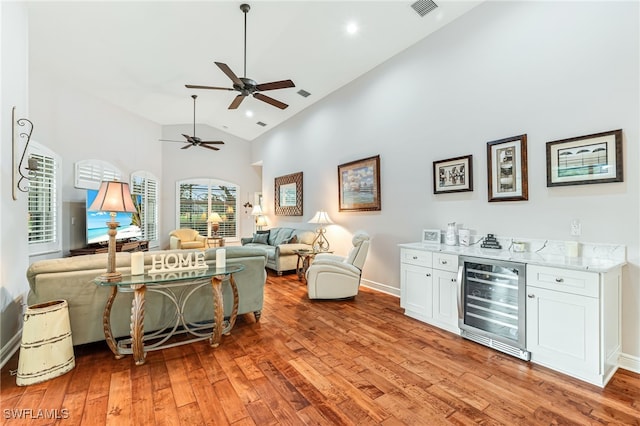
[
  {"x1": 293, "y1": 250, "x2": 332, "y2": 282},
  {"x1": 207, "y1": 237, "x2": 225, "y2": 248}
]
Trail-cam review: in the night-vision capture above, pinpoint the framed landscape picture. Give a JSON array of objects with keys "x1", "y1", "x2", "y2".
[
  {"x1": 275, "y1": 172, "x2": 303, "y2": 216},
  {"x1": 487, "y1": 134, "x2": 528, "y2": 202},
  {"x1": 546, "y1": 129, "x2": 623, "y2": 187},
  {"x1": 338, "y1": 155, "x2": 381, "y2": 212},
  {"x1": 433, "y1": 155, "x2": 473, "y2": 194}
]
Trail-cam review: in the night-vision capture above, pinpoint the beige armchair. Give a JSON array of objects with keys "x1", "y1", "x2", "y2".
[
  {"x1": 169, "y1": 228, "x2": 207, "y2": 250},
  {"x1": 306, "y1": 232, "x2": 370, "y2": 299}
]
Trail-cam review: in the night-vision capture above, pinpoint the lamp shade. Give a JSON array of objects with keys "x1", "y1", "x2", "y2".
[
  {"x1": 88, "y1": 181, "x2": 136, "y2": 213},
  {"x1": 208, "y1": 212, "x2": 223, "y2": 223},
  {"x1": 251, "y1": 205, "x2": 263, "y2": 216},
  {"x1": 255, "y1": 215, "x2": 268, "y2": 227},
  {"x1": 308, "y1": 210, "x2": 333, "y2": 225}
]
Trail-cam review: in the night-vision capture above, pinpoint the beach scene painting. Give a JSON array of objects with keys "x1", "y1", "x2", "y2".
[
  {"x1": 338, "y1": 155, "x2": 381, "y2": 211},
  {"x1": 86, "y1": 189, "x2": 141, "y2": 244}
]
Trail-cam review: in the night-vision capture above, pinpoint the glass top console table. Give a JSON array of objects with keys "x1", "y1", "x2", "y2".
[{"x1": 94, "y1": 264, "x2": 244, "y2": 365}]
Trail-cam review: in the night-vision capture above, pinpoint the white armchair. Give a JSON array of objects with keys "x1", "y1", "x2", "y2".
[{"x1": 306, "y1": 232, "x2": 370, "y2": 299}]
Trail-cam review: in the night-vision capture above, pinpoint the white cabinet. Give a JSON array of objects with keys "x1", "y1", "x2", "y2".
[
  {"x1": 526, "y1": 264, "x2": 621, "y2": 387},
  {"x1": 400, "y1": 248, "x2": 459, "y2": 334}
]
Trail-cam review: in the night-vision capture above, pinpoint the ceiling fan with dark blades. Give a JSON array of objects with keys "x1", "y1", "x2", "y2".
[
  {"x1": 159, "y1": 95, "x2": 224, "y2": 151},
  {"x1": 185, "y1": 3, "x2": 295, "y2": 110}
]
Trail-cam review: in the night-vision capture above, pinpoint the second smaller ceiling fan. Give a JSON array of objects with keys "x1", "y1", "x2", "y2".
[{"x1": 159, "y1": 95, "x2": 224, "y2": 151}]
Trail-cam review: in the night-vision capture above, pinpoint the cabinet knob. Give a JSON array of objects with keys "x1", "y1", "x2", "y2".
[
  {"x1": 426, "y1": 273, "x2": 431, "y2": 277},
  {"x1": 555, "y1": 278, "x2": 564, "y2": 283},
  {"x1": 412, "y1": 256, "x2": 418, "y2": 260},
  {"x1": 527, "y1": 294, "x2": 535, "y2": 298},
  {"x1": 441, "y1": 260, "x2": 447, "y2": 264}
]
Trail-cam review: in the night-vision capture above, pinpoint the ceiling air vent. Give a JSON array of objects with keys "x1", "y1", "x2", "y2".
[
  {"x1": 411, "y1": 0, "x2": 438, "y2": 17},
  {"x1": 256, "y1": 121, "x2": 267, "y2": 127},
  {"x1": 297, "y1": 89, "x2": 311, "y2": 98}
]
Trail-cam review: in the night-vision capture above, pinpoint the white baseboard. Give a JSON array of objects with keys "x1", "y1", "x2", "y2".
[
  {"x1": 0, "y1": 329, "x2": 22, "y2": 370},
  {"x1": 362, "y1": 279, "x2": 400, "y2": 297},
  {"x1": 619, "y1": 353, "x2": 640, "y2": 374}
]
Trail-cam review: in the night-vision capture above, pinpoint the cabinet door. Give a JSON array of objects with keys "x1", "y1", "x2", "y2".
[
  {"x1": 526, "y1": 286, "x2": 598, "y2": 376},
  {"x1": 400, "y1": 263, "x2": 433, "y2": 320},
  {"x1": 432, "y1": 269, "x2": 460, "y2": 333}
]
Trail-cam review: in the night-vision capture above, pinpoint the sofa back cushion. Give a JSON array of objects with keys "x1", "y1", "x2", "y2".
[{"x1": 268, "y1": 227, "x2": 295, "y2": 246}]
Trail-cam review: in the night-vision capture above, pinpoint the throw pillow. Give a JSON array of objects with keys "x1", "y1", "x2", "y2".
[{"x1": 252, "y1": 233, "x2": 269, "y2": 245}]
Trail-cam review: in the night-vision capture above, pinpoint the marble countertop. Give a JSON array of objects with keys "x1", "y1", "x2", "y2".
[{"x1": 398, "y1": 242, "x2": 626, "y2": 273}]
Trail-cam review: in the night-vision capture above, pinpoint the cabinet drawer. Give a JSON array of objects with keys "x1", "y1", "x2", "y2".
[
  {"x1": 527, "y1": 265, "x2": 599, "y2": 298},
  {"x1": 433, "y1": 252, "x2": 458, "y2": 272},
  {"x1": 401, "y1": 248, "x2": 432, "y2": 267}
]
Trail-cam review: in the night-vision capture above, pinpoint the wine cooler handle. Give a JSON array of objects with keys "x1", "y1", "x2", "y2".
[{"x1": 457, "y1": 265, "x2": 464, "y2": 320}]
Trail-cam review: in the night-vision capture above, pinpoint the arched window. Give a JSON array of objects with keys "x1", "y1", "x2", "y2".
[{"x1": 28, "y1": 142, "x2": 62, "y2": 255}]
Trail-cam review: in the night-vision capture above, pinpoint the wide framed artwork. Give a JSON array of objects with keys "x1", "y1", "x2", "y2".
[
  {"x1": 274, "y1": 172, "x2": 303, "y2": 216},
  {"x1": 338, "y1": 155, "x2": 381, "y2": 212},
  {"x1": 433, "y1": 155, "x2": 473, "y2": 194},
  {"x1": 546, "y1": 129, "x2": 623, "y2": 187},
  {"x1": 487, "y1": 134, "x2": 528, "y2": 202}
]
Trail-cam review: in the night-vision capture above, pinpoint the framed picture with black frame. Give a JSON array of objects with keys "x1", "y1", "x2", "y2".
[
  {"x1": 487, "y1": 134, "x2": 528, "y2": 202},
  {"x1": 433, "y1": 155, "x2": 473, "y2": 194},
  {"x1": 546, "y1": 129, "x2": 623, "y2": 187}
]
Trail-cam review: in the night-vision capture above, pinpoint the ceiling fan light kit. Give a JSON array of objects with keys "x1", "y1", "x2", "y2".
[
  {"x1": 159, "y1": 95, "x2": 225, "y2": 151},
  {"x1": 186, "y1": 3, "x2": 295, "y2": 110}
]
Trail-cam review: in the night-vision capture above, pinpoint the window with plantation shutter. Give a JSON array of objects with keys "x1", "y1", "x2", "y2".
[
  {"x1": 28, "y1": 143, "x2": 61, "y2": 255},
  {"x1": 74, "y1": 159, "x2": 121, "y2": 189},
  {"x1": 131, "y1": 171, "x2": 159, "y2": 245},
  {"x1": 177, "y1": 179, "x2": 238, "y2": 239}
]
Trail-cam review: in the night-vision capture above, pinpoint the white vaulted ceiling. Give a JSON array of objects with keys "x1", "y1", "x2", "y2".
[{"x1": 27, "y1": 1, "x2": 482, "y2": 141}]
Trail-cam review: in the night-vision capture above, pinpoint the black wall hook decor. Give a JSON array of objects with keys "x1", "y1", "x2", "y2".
[{"x1": 12, "y1": 106, "x2": 37, "y2": 200}]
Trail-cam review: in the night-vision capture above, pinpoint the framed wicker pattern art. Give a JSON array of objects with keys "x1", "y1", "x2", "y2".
[{"x1": 275, "y1": 172, "x2": 303, "y2": 216}]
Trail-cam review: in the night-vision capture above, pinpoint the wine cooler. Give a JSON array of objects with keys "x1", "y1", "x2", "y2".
[{"x1": 457, "y1": 256, "x2": 530, "y2": 361}]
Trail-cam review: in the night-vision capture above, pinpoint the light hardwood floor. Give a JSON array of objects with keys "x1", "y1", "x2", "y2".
[{"x1": 2, "y1": 272, "x2": 639, "y2": 425}]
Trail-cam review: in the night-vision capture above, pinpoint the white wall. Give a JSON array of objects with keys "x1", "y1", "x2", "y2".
[
  {"x1": 160, "y1": 124, "x2": 261, "y2": 249},
  {"x1": 254, "y1": 1, "x2": 640, "y2": 360},
  {"x1": 0, "y1": 1, "x2": 29, "y2": 359},
  {"x1": 28, "y1": 74, "x2": 163, "y2": 258}
]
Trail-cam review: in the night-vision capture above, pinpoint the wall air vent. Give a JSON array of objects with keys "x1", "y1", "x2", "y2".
[
  {"x1": 411, "y1": 0, "x2": 438, "y2": 17},
  {"x1": 297, "y1": 89, "x2": 311, "y2": 98},
  {"x1": 256, "y1": 121, "x2": 267, "y2": 127}
]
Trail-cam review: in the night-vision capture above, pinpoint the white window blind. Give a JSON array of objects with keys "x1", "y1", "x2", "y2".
[
  {"x1": 28, "y1": 143, "x2": 61, "y2": 254},
  {"x1": 131, "y1": 171, "x2": 159, "y2": 243},
  {"x1": 74, "y1": 159, "x2": 121, "y2": 189},
  {"x1": 177, "y1": 179, "x2": 238, "y2": 238}
]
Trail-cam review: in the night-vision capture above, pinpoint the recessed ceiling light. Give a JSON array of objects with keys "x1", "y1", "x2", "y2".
[
  {"x1": 346, "y1": 21, "x2": 358, "y2": 35},
  {"x1": 245, "y1": 110, "x2": 254, "y2": 118}
]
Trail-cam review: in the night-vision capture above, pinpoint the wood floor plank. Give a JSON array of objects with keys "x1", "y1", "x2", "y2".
[
  {"x1": 213, "y1": 378, "x2": 253, "y2": 424},
  {"x1": 105, "y1": 370, "x2": 132, "y2": 426},
  {"x1": 165, "y1": 356, "x2": 196, "y2": 408},
  {"x1": 152, "y1": 387, "x2": 180, "y2": 426},
  {"x1": 131, "y1": 370, "x2": 154, "y2": 426},
  {"x1": 188, "y1": 367, "x2": 231, "y2": 425},
  {"x1": 1, "y1": 272, "x2": 638, "y2": 425}
]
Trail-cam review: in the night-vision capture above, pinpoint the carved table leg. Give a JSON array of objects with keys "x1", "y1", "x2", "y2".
[
  {"x1": 223, "y1": 274, "x2": 239, "y2": 336},
  {"x1": 131, "y1": 284, "x2": 146, "y2": 365},
  {"x1": 209, "y1": 276, "x2": 224, "y2": 347},
  {"x1": 103, "y1": 286, "x2": 124, "y2": 360},
  {"x1": 296, "y1": 255, "x2": 303, "y2": 281}
]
